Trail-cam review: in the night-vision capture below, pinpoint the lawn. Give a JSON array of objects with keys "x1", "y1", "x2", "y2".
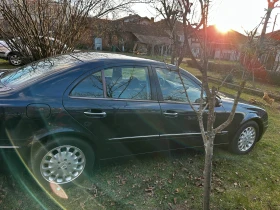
[
  {"x1": 180, "y1": 63, "x2": 280, "y2": 97},
  {"x1": 0, "y1": 88, "x2": 279, "y2": 209},
  {"x1": 0, "y1": 55, "x2": 280, "y2": 209},
  {"x1": 0, "y1": 59, "x2": 16, "y2": 70}
]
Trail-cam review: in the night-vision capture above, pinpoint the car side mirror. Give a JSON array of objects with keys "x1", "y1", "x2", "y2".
[{"x1": 215, "y1": 96, "x2": 222, "y2": 107}]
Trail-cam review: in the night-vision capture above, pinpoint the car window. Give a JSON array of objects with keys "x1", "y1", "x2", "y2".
[
  {"x1": 1, "y1": 55, "x2": 81, "y2": 87},
  {"x1": 0, "y1": 40, "x2": 9, "y2": 52},
  {"x1": 0, "y1": 40, "x2": 8, "y2": 48},
  {"x1": 155, "y1": 68, "x2": 204, "y2": 103},
  {"x1": 105, "y1": 66, "x2": 151, "y2": 100},
  {"x1": 70, "y1": 72, "x2": 103, "y2": 98},
  {"x1": 69, "y1": 66, "x2": 151, "y2": 100}
]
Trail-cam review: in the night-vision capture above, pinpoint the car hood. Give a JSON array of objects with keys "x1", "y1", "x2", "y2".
[{"x1": 218, "y1": 93, "x2": 265, "y2": 112}]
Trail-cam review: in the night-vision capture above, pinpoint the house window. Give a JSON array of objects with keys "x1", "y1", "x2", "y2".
[{"x1": 222, "y1": 52, "x2": 231, "y2": 60}]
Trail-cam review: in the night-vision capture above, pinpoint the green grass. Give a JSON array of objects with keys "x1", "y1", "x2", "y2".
[
  {"x1": 1, "y1": 55, "x2": 280, "y2": 209},
  {"x1": 180, "y1": 62, "x2": 280, "y2": 96},
  {"x1": 0, "y1": 59, "x2": 16, "y2": 70},
  {"x1": 1, "y1": 91, "x2": 280, "y2": 209}
]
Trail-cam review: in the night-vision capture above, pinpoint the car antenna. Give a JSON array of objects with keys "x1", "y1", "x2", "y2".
[{"x1": 69, "y1": 53, "x2": 84, "y2": 62}]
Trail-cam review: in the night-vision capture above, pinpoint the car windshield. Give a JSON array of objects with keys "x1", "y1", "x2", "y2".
[{"x1": 0, "y1": 54, "x2": 82, "y2": 89}]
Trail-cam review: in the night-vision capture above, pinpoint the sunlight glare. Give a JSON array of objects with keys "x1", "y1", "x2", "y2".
[{"x1": 215, "y1": 23, "x2": 231, "y2": 33}]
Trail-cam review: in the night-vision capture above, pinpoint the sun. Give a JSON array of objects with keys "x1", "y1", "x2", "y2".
[{"x1": 215, "y1": 23, "x2": 231, "y2": 33}]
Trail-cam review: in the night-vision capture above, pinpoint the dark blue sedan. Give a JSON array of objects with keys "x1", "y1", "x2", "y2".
[{"x1": 0, "y1": 52, "x2": 268, "y2": 186}]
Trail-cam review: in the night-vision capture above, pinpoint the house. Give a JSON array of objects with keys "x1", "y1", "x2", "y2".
[
  {"x1": 265, "y1": 30, "x2": 280, "y2": 71},
  {"x1": 121, "y1": 23, "x2": 171, "y2": 55},
  {"x1": 154, "y1": 19, "x2": 185, "y2": 43},
  {"x1": 195, "y1": 25, "x2": 248, "y2": 61},
  {"x1": 80, "y1": 15, "x2": 247, "y2": 60},
  {"x1": 115, "y1": 14, "x2": 154, "y2": 25},
  {"x1": 112, "y1": 15, "x2": 171, "y2": 55}
]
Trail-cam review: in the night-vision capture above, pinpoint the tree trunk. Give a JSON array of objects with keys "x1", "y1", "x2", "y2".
[
  {"x1": 203, "y1": 138, "x2": 214, "y2": 210},
  {"x1": 151, "y1": 44, "x2": 155, "y2": 56},
  {"x1": 259, "y1": 0, "x2": 279, "y2": 48},
  {"x1": 259, "y1": 9, "x2": 273, "y2": 48},
  {"x1": 171, "y1": 44, "x2": 175, "y2": 64}
]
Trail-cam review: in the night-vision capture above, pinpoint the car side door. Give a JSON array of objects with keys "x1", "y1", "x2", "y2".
[
  {"x1": 63, "y1": 65, "x2": 166, "y2": 159},
  {"x1": 153, "y1": 67, "x2": 205, "y2": 149}
]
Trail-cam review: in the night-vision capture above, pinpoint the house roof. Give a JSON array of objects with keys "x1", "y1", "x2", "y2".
[
  {"x1": 115, "y1": 14, "x2": 141, "y2": 22},
  {"x1": 123, "y1": 23, "x2": 171, "y2": 45},
  {"x1": 196, "y1": 25, "x2": 247, "y2": 45},
  {"x1": 266, "y1": 30, "x2": 280, "y2": 41},
  {"x1": 114, "y1": 14, "x2": 153, "y2": 24},
  {"x1": 133, "y1": 33, "x2": 171, "y2": 45},
  {"x1": 123, "y1": 23, "x2": 169, "y2": 37},
  {"x1": 154, "y1": 19, "x2": 188, "y2": 34}
]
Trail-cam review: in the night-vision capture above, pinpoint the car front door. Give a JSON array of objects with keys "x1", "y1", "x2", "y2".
[
  {"x1": 63, "y1": 65, "x2": 166, "y2": 159},
  {"x1": 154, "y1": 67, "x2": 206, "y2": 149}
]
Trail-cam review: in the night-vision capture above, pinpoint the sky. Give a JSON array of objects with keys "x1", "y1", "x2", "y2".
[{"x1": 131, "y1": 0, "x2": 280, "y2": 34}]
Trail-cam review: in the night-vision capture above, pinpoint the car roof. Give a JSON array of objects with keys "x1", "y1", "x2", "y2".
[
  {"x1": 69, "y1": 52, "x2": 165, "y2": 66},
  {"x1": 0, "y1": 52, "x2": 168, "y2": 90}
]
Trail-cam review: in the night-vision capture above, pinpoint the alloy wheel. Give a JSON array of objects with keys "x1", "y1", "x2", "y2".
[
  {"x1": 9, "y1": 54, "x2": 22, "y2": 66},
  {"x1": 237, "y1": 126, "x2": 256, "y2": 152},
  {"x1": 40, "y1": 145, "x2": 86, "y2": 184}
]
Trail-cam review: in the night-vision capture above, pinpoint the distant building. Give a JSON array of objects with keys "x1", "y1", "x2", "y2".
[
  {"x1": 79, "y1": 15, "x2": 248, "y2": 60},
  {"x1": 195, "y1": 25, "x2": 247, "y2": 61},
  {"x1": 265, "y1": 30, "x2": 280, "y2": 71}
]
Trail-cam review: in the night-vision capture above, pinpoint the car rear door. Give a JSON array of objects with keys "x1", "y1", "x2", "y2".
[{"x1": 63, "y1": 64, "x2": 166, "y2": 159}]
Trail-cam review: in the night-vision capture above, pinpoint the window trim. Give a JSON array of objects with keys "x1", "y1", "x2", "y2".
[
  {"x1": 69, "y1": 71, "x2": 103, "y2": 98},
  {"x1": 68, "y1": 95, "x2": 159, "y2": 102},
  {"x1": 101, "y1": 69, "x2": 107, "y2": 98},
  {"x1": 68, "y1": 65, "x2": 154, "y2": 101},
  {"x1": 154, "y1": 67, "x2": 205, "y2": 104}
]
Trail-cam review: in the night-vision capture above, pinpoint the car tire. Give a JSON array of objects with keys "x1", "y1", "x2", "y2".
[
  {"x1": 229, "y1": 121, "x2": 259, "y2": 155},
  {"x1": 8, "y1": 53, "x2": 22, "y2": 66},
  {"x1": 30, "y1": 137, "x2": 95, "y2": 189}
]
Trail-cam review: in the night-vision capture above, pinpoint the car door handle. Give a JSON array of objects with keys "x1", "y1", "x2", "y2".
[
  {"x1": 84, "y1": 111, "x2": 106, "y2": 118},
  {"x1": 163, "y1": 112, "x2": 178, "y2": 117}
]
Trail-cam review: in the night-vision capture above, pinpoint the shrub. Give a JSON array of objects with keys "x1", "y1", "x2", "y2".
[
  {"x1": 186, "y1": 60, "x2": 198, "y2": 68},
  {"x1": 208, "y1": 62, "x2": 236, "y2": 73},
  {"x1": 267, "y1": 71, "x2": 280, "y2": 86},
  {"x1": 221, "y1": 74, "x2": 234, "y2": 83}
]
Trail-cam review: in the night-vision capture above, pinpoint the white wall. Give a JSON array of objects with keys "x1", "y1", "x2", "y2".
[
  {"x1": 275, "y1": 50, "x2": 280, "y2": 71},
  {"x1": 214, "y1": 49, "x2": 240, "y2": 61}
]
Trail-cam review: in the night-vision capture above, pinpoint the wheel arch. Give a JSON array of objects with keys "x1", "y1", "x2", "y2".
[
  {"x1": 29, "y1": 129, "x2": 100, "y2": 159},
  {"x1": 7, "y1": 51, "x2": 21, "y2": 56},
  {"x1": 250, "y1": 118, "x2": 264, "y2": 141},
  {"x1": 239, "y1": 117, "x2": 264, "y2": 141}
]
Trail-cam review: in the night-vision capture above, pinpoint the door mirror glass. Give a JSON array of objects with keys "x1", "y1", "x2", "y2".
[{"x1": 215, "y1": 96, "x2": 222, "y2": 107}]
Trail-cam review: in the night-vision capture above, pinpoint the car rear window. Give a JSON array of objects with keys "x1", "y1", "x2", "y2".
[
  {"x1": 0, "y1": 40, "x2": 8, "y2": 47},
  {"x1": 0, "y1": 55, "x2": 82, "y2": 89}
]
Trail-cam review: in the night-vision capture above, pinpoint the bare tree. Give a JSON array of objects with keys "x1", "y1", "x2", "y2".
[
  {"x1": 0, "y1": 0, "x2": 137, "y2": 63},
  {"x1": 154, "y1": 0, "x2": 203, "y2": 65},
  {"x1": 155, "y1": 1, "x2": 249, "y2": 209},
  {"x1": 153, "y1": 0, "x2": 180, "y2": 64},
  {"x1": 174, "y1": 1, "x2": 280, "y2": 208},
  {"x1": 259, "y1": 0, "x2": 279, "y2": 47}
]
